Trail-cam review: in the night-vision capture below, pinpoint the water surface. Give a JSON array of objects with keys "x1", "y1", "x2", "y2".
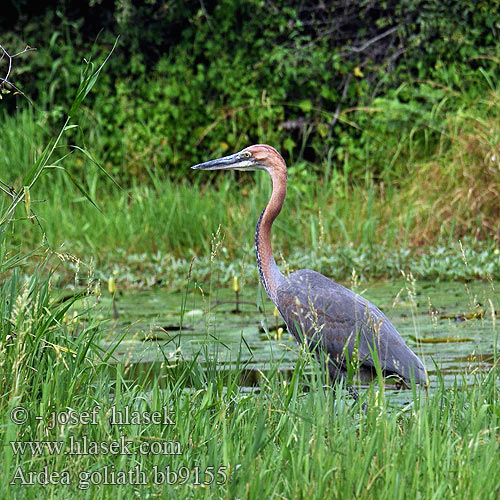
[{"x1": 97, "y1": 280, "x2": 500, "y2": 398}]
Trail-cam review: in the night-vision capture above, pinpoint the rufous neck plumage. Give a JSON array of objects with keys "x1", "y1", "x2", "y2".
[{"x1": 254, "y1": 157, "x2": 287, "y2": 303}]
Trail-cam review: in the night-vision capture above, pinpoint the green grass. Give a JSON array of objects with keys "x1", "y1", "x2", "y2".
[
  {"x1": 2, "y1": 54, "x2": 500, "y2": 500},
  {"x1": 3, "y1": 160, "x2": 500, "y2": 291},
  {"x1": 1, "y1": 260, "x2": 499, "y2": 499},
  {"x1": 1, "y1": 110, "x2": 405, "y2": 259},
  {"x1": 2, "y1": 84, "x2": 500, "y2": 288}
]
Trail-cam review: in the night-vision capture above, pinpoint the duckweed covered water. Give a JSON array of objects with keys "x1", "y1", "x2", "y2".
[{"x1": 96, "y1": 280, "x2": 500, "y2": 397}]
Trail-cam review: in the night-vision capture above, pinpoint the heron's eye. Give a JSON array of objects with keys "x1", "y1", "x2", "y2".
[{"x1": 242, "y1": 151, "x2": 252, "y2": 159}]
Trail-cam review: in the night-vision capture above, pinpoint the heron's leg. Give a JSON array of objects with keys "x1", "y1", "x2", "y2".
[
  {"x1": 347, "y1": 384, "x2": 359, "y2": 400},
  {"x1": 308, "y1": 344, "x2": 360, "y2": 401},
  {"x1": 323, "y1": 357, "x2": 360, "y2": 400}
]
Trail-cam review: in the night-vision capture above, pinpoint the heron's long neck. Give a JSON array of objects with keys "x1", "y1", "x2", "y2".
[{"x1": 255, "y1": 170, "x2": 287, "y2": 303}]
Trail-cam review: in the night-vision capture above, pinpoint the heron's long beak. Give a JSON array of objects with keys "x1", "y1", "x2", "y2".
[{"x1": 191, "y1": 153, "x2": 242, "y2": 171}]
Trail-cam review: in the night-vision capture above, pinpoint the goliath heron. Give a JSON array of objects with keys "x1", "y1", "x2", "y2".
[{"x1": 192, "y1": 144, "x2": 427, "y2": 396}]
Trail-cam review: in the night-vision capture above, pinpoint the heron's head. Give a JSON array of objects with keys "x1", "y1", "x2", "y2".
[{"x1": 191, "y1": 144, "x2": 286, "y2": 176}]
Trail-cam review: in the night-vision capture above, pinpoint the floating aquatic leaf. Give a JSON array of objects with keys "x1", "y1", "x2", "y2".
[{"x1": 410, "y1": 335, "x2": 474, "y2": 344}]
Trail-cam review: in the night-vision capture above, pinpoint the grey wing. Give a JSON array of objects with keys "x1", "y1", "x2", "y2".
[{"x1": 275, "y1": 269, "x2": 427, "y2": 385}]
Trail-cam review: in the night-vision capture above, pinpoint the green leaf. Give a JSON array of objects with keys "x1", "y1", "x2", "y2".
[
  {"x1": 71, "y1": 145, "x2": 121, "y2": 188},
  {"x1": 68, "y1": 37, "x2": 119, "y2": 117},
  {"x1": 299, "y1": 99, "x2": 313, "y2": 113},
  {"x1": 283, "y1": 137, "x2": 296, "y2": 154},
  {"x1": 63, "y1": 170, "x2": 101, "y2": 212}
]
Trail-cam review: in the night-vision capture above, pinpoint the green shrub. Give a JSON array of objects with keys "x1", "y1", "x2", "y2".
[{"x1": 2, "y1": 0, "x2": 498, "y2": 183}]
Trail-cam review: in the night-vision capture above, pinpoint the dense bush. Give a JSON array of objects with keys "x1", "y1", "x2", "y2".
[{"x1": 2, "y1": 0, "x2": 499, "y2": 183}]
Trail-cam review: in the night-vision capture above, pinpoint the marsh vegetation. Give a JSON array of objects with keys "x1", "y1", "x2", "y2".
[{"x1": 1, "y1": 1, "x2": 500, "y2": 498}]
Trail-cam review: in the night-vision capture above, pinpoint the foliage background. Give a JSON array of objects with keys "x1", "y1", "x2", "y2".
[
  {"x1": 1, "y1": 0, "x2": 500, "y2": 275},
  {"x1": 2, "y1": 5, "x2": 500, "y2": 500},
  {"x1": 2, "y1": 0, "x2": 498, "y2": 173}
]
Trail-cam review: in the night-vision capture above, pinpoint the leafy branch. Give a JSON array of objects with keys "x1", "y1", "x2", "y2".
[
  {"x1": 0, "y1": 43, "x2": 36, "y2": 100},
  {"x1": 0, "y1": 39, "x2": 119, "y2": 240}
]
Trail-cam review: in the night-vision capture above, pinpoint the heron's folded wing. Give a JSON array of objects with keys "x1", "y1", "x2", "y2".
[{"x1": 276, "y1": 269, "x2": 427, "y2": 384}]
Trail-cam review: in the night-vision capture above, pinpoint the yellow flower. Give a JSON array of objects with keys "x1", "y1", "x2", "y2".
[{"x1": 353, "y1": 66, "x2": 364, "y2": 78}]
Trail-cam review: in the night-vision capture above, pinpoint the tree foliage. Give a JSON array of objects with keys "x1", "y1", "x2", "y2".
[{"x1": 2, "y1": 0, "x2": 499, "y2": 182}]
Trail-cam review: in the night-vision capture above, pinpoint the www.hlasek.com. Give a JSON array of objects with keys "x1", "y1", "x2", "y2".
[{"x1": 9, "y1": 405, "x2": 228, "y2": 489}]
